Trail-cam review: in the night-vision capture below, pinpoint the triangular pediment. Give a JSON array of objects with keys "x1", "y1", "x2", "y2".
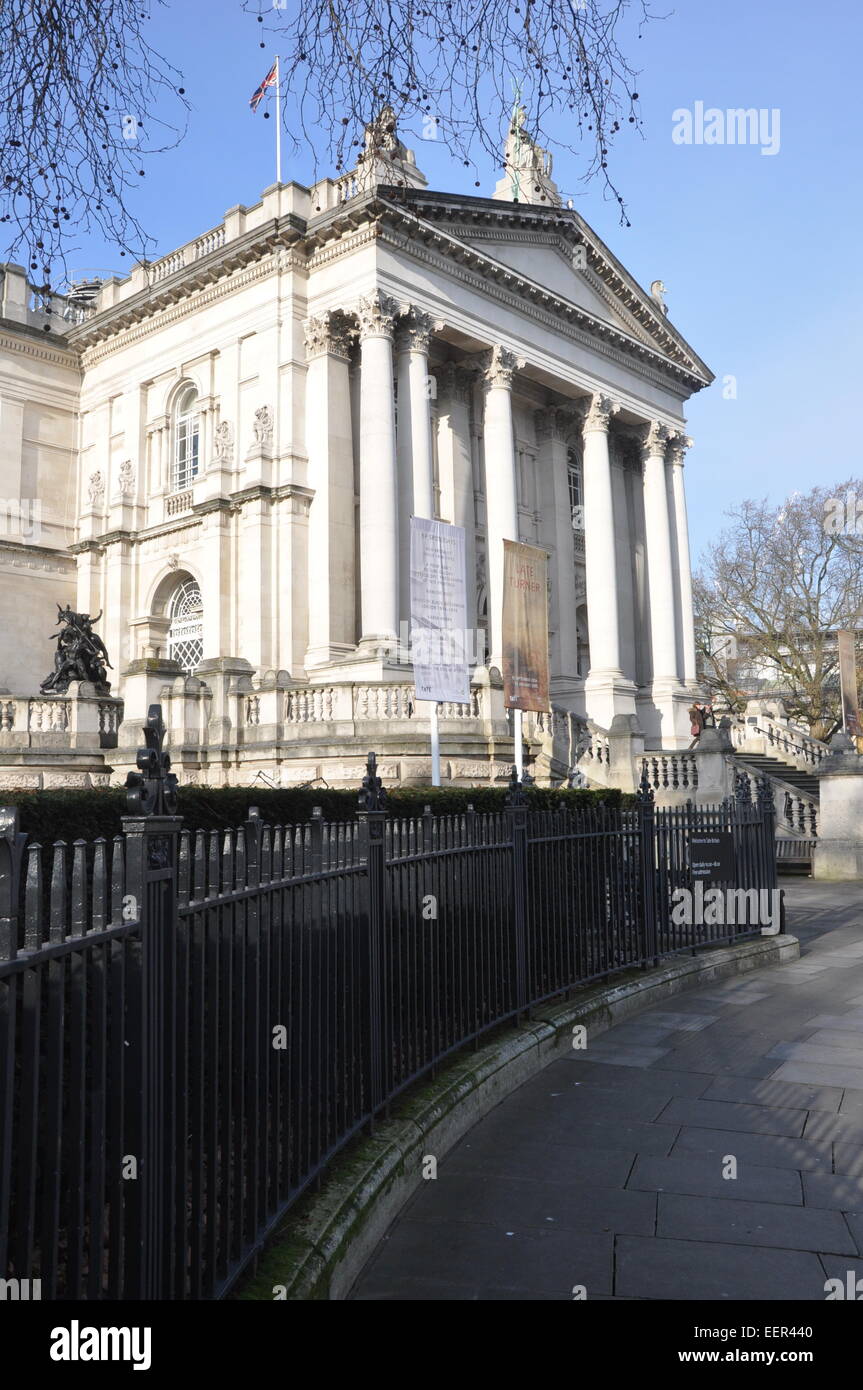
[{"x1": 377, "y1": 188, "x2": 711, "y2": 386}]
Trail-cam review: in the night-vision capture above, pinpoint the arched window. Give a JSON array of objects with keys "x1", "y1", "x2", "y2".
[
  {"x1": 168, "y1": 579, "x2": 203, "y2": 672},
  {"x1": 173, "y1": 385, "x2": 200, "y2": 491}
]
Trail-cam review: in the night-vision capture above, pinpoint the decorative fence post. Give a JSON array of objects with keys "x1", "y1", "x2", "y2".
[
  {"x1": 121, "y1": 703, "x2": 182, "y2": 1300},
  {"x1": 357, "y1": 752, "x2": 388, "y2": 1125},
  {"x1": 0, "y1": 808, "x2": 27, "y2": 961},
  {"x1": 505, "y1": 766, "x2": 532, "y2": 1018},
  {"x1": 637, "y1": 765, "x2": 659, "y2": 966}
]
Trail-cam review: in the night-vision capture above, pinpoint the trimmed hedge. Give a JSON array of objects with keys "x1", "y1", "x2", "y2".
[{"x1": 1, "y1": 783, "x2": 633, "y2": 844}]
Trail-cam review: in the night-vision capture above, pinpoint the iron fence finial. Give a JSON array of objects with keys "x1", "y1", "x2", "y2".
[
  {"x1": 637, "y1": 761, "x2": 654, "y2": 803},
  {"x1": 125, "y1": 703, "x2": 179, "y2": 816},
  {"x1": 358, "y1": 750, "x2": 388, "y2": 812}
]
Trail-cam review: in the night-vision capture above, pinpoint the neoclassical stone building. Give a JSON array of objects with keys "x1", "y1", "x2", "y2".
[{"x1": 0, "y1": 116, "x2": 711, "y2": 788}]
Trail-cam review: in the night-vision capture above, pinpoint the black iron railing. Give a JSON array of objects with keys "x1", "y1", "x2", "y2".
[{"x1": 0, "y1": 717, "x2": 777, "y2": 1301}]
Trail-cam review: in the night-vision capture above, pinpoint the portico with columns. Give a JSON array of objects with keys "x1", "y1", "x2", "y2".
[{"x1": 0, "y1": 106, "x2": 710, "y2": 788}]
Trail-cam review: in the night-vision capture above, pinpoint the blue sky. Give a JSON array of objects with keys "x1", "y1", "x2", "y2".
[{"x1": 64, "y1": 0, "x2": 862, "y2": 567}]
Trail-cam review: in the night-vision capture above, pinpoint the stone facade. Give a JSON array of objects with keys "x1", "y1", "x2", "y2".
[{"x1": 0, "y1": 120, "x2": 712, "y2": 786}]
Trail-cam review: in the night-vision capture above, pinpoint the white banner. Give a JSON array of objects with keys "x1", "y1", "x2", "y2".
[{"x1": 410, "y1": 516, "x2": 470, "y2": 704}]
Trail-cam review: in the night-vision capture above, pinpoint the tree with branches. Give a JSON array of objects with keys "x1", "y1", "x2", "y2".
[
  {"x1": 0, "y1": 0, "x2": 189, "y2": 290},
  {"x1": 694, "y1": 483, "x2": 863, "y2": 739},
  {"x1": 0, "y1": 0, "x2": 653, "y2": 291},
  {"x1": 254, "y1": 0, "x2": 652, "y2": 215}
]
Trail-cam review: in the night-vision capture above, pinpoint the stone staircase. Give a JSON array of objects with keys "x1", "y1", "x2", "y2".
[{"x1": 731, "y1": 752, "x2": 820, "y2": 800}]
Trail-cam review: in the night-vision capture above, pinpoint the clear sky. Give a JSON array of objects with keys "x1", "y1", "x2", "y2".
[{"x1": 61, "y1": 0, "x2": 862, "y2": 568}]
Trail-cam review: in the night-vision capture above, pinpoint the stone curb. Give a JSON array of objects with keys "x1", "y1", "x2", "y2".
[{"x1": 235, "y1": 931, "x2": 800, "y2": 1302}]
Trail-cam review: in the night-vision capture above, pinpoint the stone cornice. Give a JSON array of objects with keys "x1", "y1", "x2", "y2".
[
  {"x1": 68, "y1": 220, "x2": 307, "y2": 360},
  {"x1": 0, "y1": 325, "x2": 81, "y2": 370},
  {"x1": 69, "y1": 482, "x2": 314, "y2": 551}
]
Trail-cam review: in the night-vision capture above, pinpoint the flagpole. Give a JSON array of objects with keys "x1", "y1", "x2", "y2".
[{"x1": 275, "y1": 55, "x2": 282, "y2": 184}]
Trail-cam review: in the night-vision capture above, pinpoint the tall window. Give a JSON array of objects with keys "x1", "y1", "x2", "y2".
[
  {"x1": 173, "y1": 386, "x2": 200, "y2": 491},
  {"x1": 168, "y1": 579, "x2": 203, "y2": 672},
  {"x1": 568, "y1": 449, "x2": 584, "y2": 556}
]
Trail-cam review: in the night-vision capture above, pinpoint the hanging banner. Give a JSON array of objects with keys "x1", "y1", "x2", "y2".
[
  {"x1": 837, "y1": 629, "x2": 861, "y2": 740},
  {"x1": 410, "y1": 517, "x2": 470, "y2": 704},
  {"x1": 502, "y1": 539, "x2": 549, "y2": 712}
]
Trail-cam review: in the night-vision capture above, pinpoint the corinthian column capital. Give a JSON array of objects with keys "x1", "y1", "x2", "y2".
[
  {"x1": 355, "y1": 290, "x2": 400, "y2": 340},
  {"x1": 535, "y1": 405, "x2": 580, "y2": 445},
  {"x1": 437, "y1": 363, "x2": 472, "y2": 405},
  {"x1": 666, "y1": 433, "x2": 694, "y2": 468},
  {"x1": 396, "y1": 307, "x2": 441, "y2": 354},
  {"x1": 484, "y1": 345, "x2": 524, "y2": 389},
  {"x1": 303, "y1": 310, "x2": 354, "y2": 360},
  {"x1": 583, "y1": 393, "x2": 621, "y2": 433},
  {"x1": 640, "y1": 419, "x2": 673, "y2": 460}
]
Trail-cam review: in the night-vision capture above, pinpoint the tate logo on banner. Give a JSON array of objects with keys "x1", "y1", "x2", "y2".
[
  {"x1": 502, "y1": 540, "x2": 550, "y2": 713},
  {"x1": 409, "y1": 517, "x2": 470, "y2": 704}
]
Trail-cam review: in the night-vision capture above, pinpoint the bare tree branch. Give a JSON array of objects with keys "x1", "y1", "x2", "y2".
[{"x1": 0, "y1": 0, "x2": 189, "y2": 287}]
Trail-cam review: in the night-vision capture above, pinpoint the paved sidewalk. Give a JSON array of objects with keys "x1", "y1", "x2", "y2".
[{"x1": 350, "y1": 880, "x2": 863, "y2": 1301}]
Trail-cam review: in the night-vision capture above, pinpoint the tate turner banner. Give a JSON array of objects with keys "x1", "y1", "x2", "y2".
[
  {"x1": 502, "y1": 540, "x2": 549, "y2": 712},
  {"x1": 410, "y1": 517, "x2": 470, "y2": 704}
]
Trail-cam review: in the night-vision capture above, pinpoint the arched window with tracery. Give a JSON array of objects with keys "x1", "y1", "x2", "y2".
[
  {"x1": 173, "y1": 385, "x2": 200, "y2": 491},
  {"x1": 168, "y1": 579, "x2": 203, "y2": 672}
]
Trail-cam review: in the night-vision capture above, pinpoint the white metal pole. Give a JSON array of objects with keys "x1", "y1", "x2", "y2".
[
  {"x1": 275, "y1": 56, "x2": 282, "y2": 185},
  {"x1": 430, "y1": 702, "x2": 441, "y2": 787},
  {"x1": 514, "y1": 707, "x2": 523, "y2": 778}
]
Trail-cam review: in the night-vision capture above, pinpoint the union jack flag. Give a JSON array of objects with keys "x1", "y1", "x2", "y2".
[{"x1": 249, "y1": 60, "x2": 278, "y2": 113}]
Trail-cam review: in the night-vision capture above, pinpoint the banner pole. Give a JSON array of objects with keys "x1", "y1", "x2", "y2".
[
  {"x1": 513, "y1": 707, "x2": 523, "y2": 778},
  {"x1": 275, "y1": 55, "x2": 282, "y2": 184},
  {"x1": 430, "y1": 702, "x2": 441, "y2": 787}
]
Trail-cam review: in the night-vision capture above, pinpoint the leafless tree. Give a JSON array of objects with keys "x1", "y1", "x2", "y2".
[
  {"x1": 694, "y1": 484, "x2": 863, "y2": 739},
  {"x1": 255, "y1": 0, "x2": 653, "y2": 217},
  {"x1": 1, "y1": 0, "x2": 652, "y2": 292},
  {"x1": 0, "y1": 0, "x2": 188, "y2": 288}
]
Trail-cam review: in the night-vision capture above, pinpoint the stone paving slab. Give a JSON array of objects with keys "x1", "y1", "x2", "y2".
[
  {"x1": 656, "y1": 1192, "x2": 857, "y2": 1254},
  {"x1": 400, "y1": 1171, "x2": 657, "y2": 1237},
  {"x1": 771, "y1": 1060, "x2": 863, "y2": 1089},
  {"x1": 349, "y1": 882, "x2": 863, "y2": 1302},
  {"x1": 671, "y1": 1125, "x2": 833, "y2": 1172},
  {"x1": 615, "y1": 1235, "x2": 827, "y2": 1301},
  {"x1": 627, "y1": 1152, "x2": 803, "y2": 1205},
  {"x1": 656, "y1": 1096, "x2": 807, "y2": 1137},
  {"x1": 701, "y1": 1074, "x2": 843, "y2": 1112}
]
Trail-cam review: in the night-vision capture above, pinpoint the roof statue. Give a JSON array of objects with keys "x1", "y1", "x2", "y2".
[
  {"x1": 650, "y1": 280, "x2": 669, "y2": 316},
  {"x1": 493, "y1": 103, "x2": 562, "y2": 208},
  {"x1": 357, "y1": 106, "x2": 428, "y2": 192}
]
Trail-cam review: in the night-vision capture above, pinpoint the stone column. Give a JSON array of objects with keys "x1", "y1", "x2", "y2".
[
  {"x1": 581, "y1": 393, "x2": 633, "y2": 728},
  {"x1": 303, "y1": 310, "x2": 356, "y2": 667},
  {"x1": 436, "y1": 365, "x2": 477, "y2": 636},
  {"x1": 641, "y1": 420, "x2": 689, "y2": 748},
  {"x1": 481, "y1": 346, "x2": 522, "y2": 671},
  {"x1": 396, "y1": 308, "x2": 436, "y2": 628},
  {"x1": 667, "y1": 433, "x2": 698, "y2": 687},
  {"x1": 357, "y1": 291, "x2": 400, "y2": 652},
  {"x1": 814, "y1": 732, "x2": 863, "y2": 879},
  {"x1": 535, "y1": 407, "x2": 579, "y2": 689},
  {"x1": 641, "y1": 421, "x2": 679, "y2": 684}
]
